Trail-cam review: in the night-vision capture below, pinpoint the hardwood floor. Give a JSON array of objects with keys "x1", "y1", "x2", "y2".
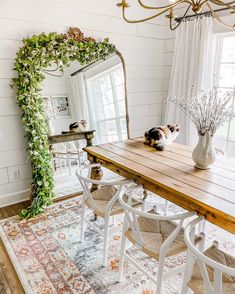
[{"x1": 0, "y1": 201, "x2": 30, "y2": 294}]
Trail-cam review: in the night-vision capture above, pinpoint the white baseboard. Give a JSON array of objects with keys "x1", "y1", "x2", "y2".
[{"x1": 0, "y1": 189, "x2": 30, "y2": 208}]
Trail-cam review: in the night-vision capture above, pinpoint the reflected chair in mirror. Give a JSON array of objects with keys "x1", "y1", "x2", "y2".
[
  {"x1": 182, "y1": 216, "x2": 235, "y2": 294},
  {"x1": 52, "y1": 143, "x2": 68, "y2": 174},
  {"x1": 64, "y1": 141, "x2": 85, "y2": 175},
  {"x1": 118, "y1": 188, "x2": 198, "y2": 294},
  {"x1": 76, "y1": 163, "x2": 143, "y2": 267}
]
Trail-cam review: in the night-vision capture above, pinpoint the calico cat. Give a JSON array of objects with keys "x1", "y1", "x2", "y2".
[
  {"x1": 61, "y1": 120, "x2": 88, "y2": 134},
  {"x1": 144, "y1": 123, "x2": 180, "y2": 151},
  {"x1": 69, "y1": 120, "x2": 87, "y2": 132}
]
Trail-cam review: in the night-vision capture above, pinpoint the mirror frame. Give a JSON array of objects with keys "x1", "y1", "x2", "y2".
[{"x1": 12, "y1": 27, "x2": 130, "y2": 218}]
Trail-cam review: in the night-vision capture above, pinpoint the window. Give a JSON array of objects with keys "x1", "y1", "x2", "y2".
[
  {"x1": 214, "y1": 34, "x2": 235, "y2": 158},
  {"x1": 87, "y1": 65, "x2": 127, "y2": 143}
]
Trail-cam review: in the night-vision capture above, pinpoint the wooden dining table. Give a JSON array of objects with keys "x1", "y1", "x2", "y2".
[{"x1": 84, "y1": 138, "x2": 235, "y2": 234}]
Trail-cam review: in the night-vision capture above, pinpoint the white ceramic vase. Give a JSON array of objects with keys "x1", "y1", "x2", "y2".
[
  {"x1": 46, "y1": 118, "x2": 55, "y2": 135},
  {"x1": 192, "y1": 132, "x2": 216, "y2": 170}
]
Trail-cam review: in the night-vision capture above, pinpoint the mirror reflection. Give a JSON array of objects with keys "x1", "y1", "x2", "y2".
[{"x1": 41, "y1": 54, "x2": 128, "y2": 198}]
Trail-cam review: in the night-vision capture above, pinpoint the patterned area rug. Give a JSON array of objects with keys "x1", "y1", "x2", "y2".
[{"x1": 0, "y1": 193, "x2": 234, "y2": 294}]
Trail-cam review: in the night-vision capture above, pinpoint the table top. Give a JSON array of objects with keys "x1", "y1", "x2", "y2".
[{"x1": 84, "y1": 138, "x2": 235, "y2": 234}]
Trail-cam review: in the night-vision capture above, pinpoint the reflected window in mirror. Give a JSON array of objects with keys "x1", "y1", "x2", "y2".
[
  {"x1": 87, "y1": 64, "x2": 127, "y2": 143},
  {"x1": 213, "y1": 33, "x2": 235, "y2": 158},
  {"x1": 41, "y1": 53, "x2": 129, "y2": 199}
]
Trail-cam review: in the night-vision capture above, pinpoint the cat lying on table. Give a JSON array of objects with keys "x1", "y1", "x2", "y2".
[{"x1": 144, "y1": 123, "x2": 180, "y2": 151}]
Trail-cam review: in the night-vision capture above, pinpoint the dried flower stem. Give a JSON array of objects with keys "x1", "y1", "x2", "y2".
[{"x1": 169, "y1": 88, "x2": 235, "y2": 136}]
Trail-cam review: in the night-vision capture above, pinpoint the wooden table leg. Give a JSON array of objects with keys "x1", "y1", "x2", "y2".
[
  {"x1": 90, "y1": 164, "x2": 103, "y2": 193},
  {"x1": 85, "y1": 133, "x2": 94, "y2": 146},
  {"x1": 143, "y1": 188, "x2": 148, "y2": 200}
]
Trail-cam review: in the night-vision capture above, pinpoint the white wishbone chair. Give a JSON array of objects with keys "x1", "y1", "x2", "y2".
[
  {"x1": 118, "y1": 187, "x2": 197, "y2": 294},
  {"x1": 76, "y1": 163, "x2": 143, "y2": 267},
  {"x1": 182, "y1": 216, "x2": 235, "y2": 294}
]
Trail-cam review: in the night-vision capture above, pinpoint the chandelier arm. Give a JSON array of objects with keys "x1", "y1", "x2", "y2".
[
  {"x1": 206, "y1": 2, "x2": 235, "y2": 29},
  {"x1": 137, "y1": 0, "x2": 191, "y2": 10},
  {"x1": 199, "y1": 0, "x2": 208, "y2": 5},
  {"x1": 209, "y1": 0, "x2": 235, "y2": 8},
  {"x1": 122, "y1": 5, "x2": 181, "y2": 23},
  {"x1": 170, "y1": 4, "x2": 192, "y2": 30}
]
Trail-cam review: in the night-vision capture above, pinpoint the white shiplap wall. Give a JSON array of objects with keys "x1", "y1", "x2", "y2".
[{"x1": 0, "y1": 0, "x2": 170, "y2": 206}]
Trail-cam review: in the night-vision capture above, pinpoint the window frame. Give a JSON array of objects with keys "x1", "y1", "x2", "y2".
[
  {"x1": 213, "y1": 32, "x2": 235, "y2": 157},
  {"x1": 86, "y1": 64, "x2": 127, "y2": 143}
]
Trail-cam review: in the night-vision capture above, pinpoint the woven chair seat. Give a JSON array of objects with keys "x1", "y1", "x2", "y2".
[
  {"x1": 188, "y1": 245, "x2": 235, "y2": 294},
  {"x1": 85, "y1": 185, "x2": 142, "y2": 218},
  {"x1": 125, "y1": 209, "x2": 201, "y2": 259}
]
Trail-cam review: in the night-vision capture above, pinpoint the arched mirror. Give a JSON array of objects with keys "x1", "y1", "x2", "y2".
[
  {"x1": 13, "y1": 28, "x2": 129, "y2": 216},
  {"x1": 43, "y1": 53, "x2": 129, "y2": 199}
]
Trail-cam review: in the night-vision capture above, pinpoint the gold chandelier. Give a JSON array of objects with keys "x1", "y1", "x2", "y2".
[{"x1": 116, "y1": 0, "x2": 235, "y2": 30}]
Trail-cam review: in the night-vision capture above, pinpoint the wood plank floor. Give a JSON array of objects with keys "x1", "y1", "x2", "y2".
[{"x1": 0, "y1": 201, "x2": 30, "y2": 294}]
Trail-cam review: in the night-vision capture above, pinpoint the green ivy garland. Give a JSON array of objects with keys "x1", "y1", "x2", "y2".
[{"x1": 12, "y1": 29, "x2": 116, "y2": 218}]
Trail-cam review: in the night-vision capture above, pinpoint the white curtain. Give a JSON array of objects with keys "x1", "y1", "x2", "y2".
[
  {"x1": 165, "y1": 16, "x2": 214, "y2": 145},
  {"x1": 70, "y1": 72, "x2": 89, "y2": 121}
]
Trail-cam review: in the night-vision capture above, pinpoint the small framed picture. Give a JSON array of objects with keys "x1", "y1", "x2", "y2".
[{"x1": 52, "y1": 95, "x2": 71, "y2": 119}]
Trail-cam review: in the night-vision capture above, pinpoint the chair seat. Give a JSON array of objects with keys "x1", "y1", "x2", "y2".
[
  {"x1": 188, "y1": 245, "x2": 235, "y2": 294},
  {"x1": 125, "y1": 209, "x2": 201, "y2": 259},
  {"x1": 85, "y1": 185, "x2": 142, "y2": 218}
]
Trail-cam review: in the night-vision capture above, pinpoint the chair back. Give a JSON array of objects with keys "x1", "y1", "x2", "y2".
[
  {"x1": 118, "y1": 188, "x2": 195, "y2": 249},
  {"x1": 76, "y1": 164, "x2": 131, "y2": 216},
  {"x1": 52, "y1": 143, "x2": 67, "y2": 158},
  {"x1": 64, "y1": 141, "x2": 77, "y2": 152},
  {"x1": 184, "y1": 217, "x2": 235, "y2": 294}
]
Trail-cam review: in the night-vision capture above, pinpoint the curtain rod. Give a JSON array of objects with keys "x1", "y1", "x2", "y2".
[
  {"x1": 71, "y1": 59, "x2": 100, "y2": 76},
  {"x1": 175, "y1": 7, "x2": 231, "y2": 22}
]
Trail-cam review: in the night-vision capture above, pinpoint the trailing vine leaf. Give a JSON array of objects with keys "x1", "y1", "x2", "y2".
[{"x1": 12, "y1": 29, "x2": 116, "y2": 218}]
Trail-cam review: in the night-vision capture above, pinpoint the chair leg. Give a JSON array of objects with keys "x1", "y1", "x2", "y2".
[
  {"x1": 181, "y1": 251, "x2": 194, "y2": 294},
  {"x1": 181, "y1": 250, "x2": 194, "y2": 294},
  {"x1": 198, "y1": 219, "x2": 206, "y2": 234},
  {"x1": 59, "y1": 158, "x2": 62, "y2": 173},
  {"x1": 156, "y1": 252, "x2": 165, "y2": 294},
  {"x1": 77, "y1": 152, "x2": 81, "y2": 167},
  {"x1": 80, "y1": 201, "x2": 86, "y2": 243},
  {"x1": 118, "y1": 232, "x2": 127, "y2": 282},
  {"x1": 141, "y1": 197, "x2": 146, "y2": 211},
  {"x1": 164, "y1": 200, "x2": 169, "y2": 215},
  {"x1": 68, "y1": 156, "x2": 72, "y2": 176},
  {"x1": 112, "y1": 215, "x2": 116, "y2": 226},
  {"x1": 103, "y1": 216, "x2": 110, "y2": 267}
]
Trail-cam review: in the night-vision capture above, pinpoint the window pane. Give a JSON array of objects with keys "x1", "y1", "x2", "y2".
[
  {"x1": 219, "y1": 64, "x2": 235, "y2": 88},
  {"x1": 88, "y1": 65, "x2": 126, "y2": 144},
  {"x1": 227, "y1": 141, "x2": 235, "y2": 158},
  {"x1": 97, "y1": 105, "x2": 104, "y2": 119},
  {"x1": 215, "y1": 35, "x2": 235, "y2": 158},
  {"x1": 120, "y1": 117, "x2": 127, "y2": 135},
  {"x1": 105, "y1": 89, "x2": 114, "y2": 104},
  {"x1": 216, "y1": 121, "x2": 230, "y2": 139},
  {"x1": 221, "y1": 37, "x2": 235, "y2": 63},
  {"x1": 214, "y1": 137, "x2": 227, "y2": 154},
  {"x1": 118, "y1": 100, "x2": 126, "y2": 116},
  {"x1": 100, "y1": 120, "x2": 118, "y2": 142},
  {"x1": 96, "y1": 93, "x2": 103, "y2": 106},
  {"x1": 103, "y1": 104, "x2": 115, "y2": 119},
  {"x1": 113, "y1": 67, "x2": 124, "y2": 86},
  {"x1": 116, "y1": 84, "x2": 125, "y2": 101},
  {"x1": 229, "y1": 119, "x2": 235, "y2": 141}
]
